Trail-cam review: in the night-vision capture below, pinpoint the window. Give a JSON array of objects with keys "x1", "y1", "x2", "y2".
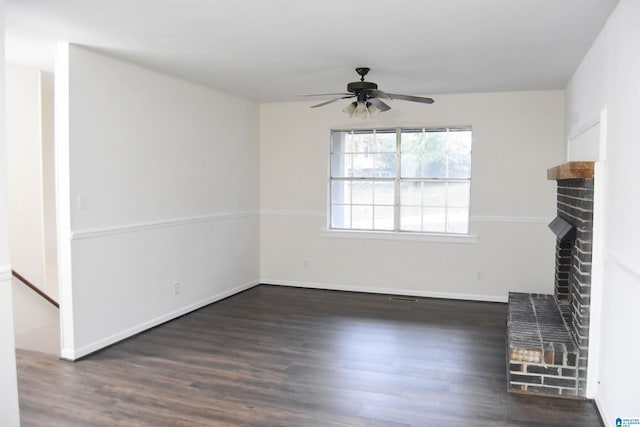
[{"x1": 330, "y1": 127, "x2": 472, "y2": 234}]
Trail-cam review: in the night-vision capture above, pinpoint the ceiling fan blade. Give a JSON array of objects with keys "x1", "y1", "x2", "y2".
[
  {"x1": 299, "y1": 93, "x2": 352, "y2": 97},
  {"x1": 368, "y1": 97, "x2": 391, "y2": 112},
  {"x1": 385, "y1": 93, "x2": 435, "y2": 104},
  {"x1": 310, "y1": 96, "x2": 354, "y2": 108},
  {"x1": 369, "y1": 89, "x2": 392, "y2": 100}
]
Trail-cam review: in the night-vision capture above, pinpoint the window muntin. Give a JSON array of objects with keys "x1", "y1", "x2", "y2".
[{"x1": 330, "y1": 128, "x2": 472, "y2": 234}]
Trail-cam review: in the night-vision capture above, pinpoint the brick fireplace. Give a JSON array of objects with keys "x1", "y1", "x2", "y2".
[{"x1": 507, "y1": 161, "x2": 595, "y2": 398}]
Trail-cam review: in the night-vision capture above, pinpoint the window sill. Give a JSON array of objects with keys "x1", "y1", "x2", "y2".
[{"x1": 320, "y1": 229, "x2": 479, "y2": 244}]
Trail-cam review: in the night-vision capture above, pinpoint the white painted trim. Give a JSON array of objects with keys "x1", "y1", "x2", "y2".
[
  {"x1": 470, "y1": 215, "x2": 551, "y2": 224},
  {"x1": 595, "y1": 395, "x2": 613, "y2": 427},
  {"x1": 320, "y1": 229, "x2": 479, "y2": 244},
  {"x1": 583, "y1": 113, "x2": 608, "y2": 399},
  {"x1": 586, "y1": 160, "x2": 606, "y2": 398},
  {"x1": 260, "y1": 210, "x2": 325, "y2": 218},
  {"x1": 55, "y1": 42, "x2": 75, "y2": 356},
  {"x1": 70, "y1": 211, "x2": 259, "y2": 240},
  {"x1": 60, "y1": 279, "x2": 259, "y2": 361},
  {"x1": 0, "y1": 265, "x2": 12, "y2": 283},
  {"x1": 262, "y1": 279, "x2": 508, "y2": 303},
  {"x1": 606, "y1": 249, "x2": 640, "y2": 280}
]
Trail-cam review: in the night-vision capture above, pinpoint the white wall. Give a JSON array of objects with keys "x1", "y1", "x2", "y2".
[
  {"x1": 11, "y1": 274, "x2": 60, "y2": 355},
  {"x1": 565, "y1": 1, "x2": 640, "y2": 424},
  {"x1": 6, "y1": 64, "x2": 48, "y2": 292},
  {"x1": 0, "y1": 0, "x2": 22, "y2": 423},
  {"x1": 260, "y1": 91, "x2": 565, "y2": 301},
  {"x1": 58, "y1": 45, "x2": 260, "y2": 359}
]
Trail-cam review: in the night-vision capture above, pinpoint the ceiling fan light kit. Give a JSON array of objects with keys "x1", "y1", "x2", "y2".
[
  {"x1": 342, "y1": 101, "x2": 381, "y2": 119},
  {"x1": 304, "y1": 67, "x2": 434, "y2": 118}
]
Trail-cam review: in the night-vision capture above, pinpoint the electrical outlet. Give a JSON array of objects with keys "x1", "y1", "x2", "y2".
[
  {"x1": 303, "y1": 259, "x2": 309, "y2": 270},
  {"x1": 476, "y1": 270, "x2": 484, "y2": 280},
  {"x1": 173, "y1": 281, "x2": 180, "y2": 295}
]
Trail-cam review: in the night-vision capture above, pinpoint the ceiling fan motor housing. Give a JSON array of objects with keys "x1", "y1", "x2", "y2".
[{"x1": 348, "y1": 81, "x2": 378, "y2": 102}]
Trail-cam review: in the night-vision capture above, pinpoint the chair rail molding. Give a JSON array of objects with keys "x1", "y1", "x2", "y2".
[
  {"x1": 470, "y1": 215, "x2": 551, "y2": 224},
  {"x1": 71, "y1": 210, "x2": 259, "y2": 240}
]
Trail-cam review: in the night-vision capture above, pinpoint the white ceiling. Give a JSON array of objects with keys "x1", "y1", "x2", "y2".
[{"x1": 5, "y1": 0, "x2": 618, "y2": 102}]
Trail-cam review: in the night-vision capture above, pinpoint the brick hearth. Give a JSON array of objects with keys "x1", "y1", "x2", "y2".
[{"x1": 507, "y1": 293, "x2": 579, "y2": 396}]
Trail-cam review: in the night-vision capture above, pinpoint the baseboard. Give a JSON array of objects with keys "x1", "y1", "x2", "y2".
[
  {"x1": 61, "y1": 279, "x2": 259, "y2": 361},
  {"x1": 595, "y1": 396, "x2": 612, "y2": 427},
  {"x1": 262, "y1": 279, "x2": 508, "y2": 303}
]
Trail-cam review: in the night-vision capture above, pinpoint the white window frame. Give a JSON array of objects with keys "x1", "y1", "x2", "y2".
[{"x1": 327, "y1": 127, "x2": 476, "y2": 242}]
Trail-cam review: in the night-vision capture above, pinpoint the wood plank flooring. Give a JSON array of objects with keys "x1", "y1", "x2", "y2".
[{"x1": 16, "y1": 285, "x2": 603, "y2": 426}]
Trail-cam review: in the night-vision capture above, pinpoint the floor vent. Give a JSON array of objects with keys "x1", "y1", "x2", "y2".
[{"x1": 388, "y1": 296, "x2": 418, "y2": 302}]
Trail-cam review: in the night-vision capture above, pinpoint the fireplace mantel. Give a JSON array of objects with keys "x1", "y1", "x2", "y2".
[{"x1": 547, "y1": 161, "x2": 595, "y2": 180}]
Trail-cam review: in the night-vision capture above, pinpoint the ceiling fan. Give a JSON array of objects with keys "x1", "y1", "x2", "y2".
[{"x1": 302, "y1": 67, "x2": 434, "y2": 118}]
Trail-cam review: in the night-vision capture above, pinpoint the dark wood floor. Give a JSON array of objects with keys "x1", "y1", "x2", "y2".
[{"x1": 16, "y1": 285, "x2": 603, "y2": 426}]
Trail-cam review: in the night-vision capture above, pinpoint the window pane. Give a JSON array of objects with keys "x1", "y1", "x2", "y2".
[
  {"x1": 331, "y1": 181, "x2": 351, "y2": 205},
  {"x1": 374, "y1": 153, "x2": 396, "y2": 177},
  {"x1": 400, "y1": 130, "x2": 426, "y2": 153},
  {"x1": 422, "y1": 132, "x2": 447, "y2": 178},
  {"x1": 343, "y1": 133, "x2": 360, "y2": 153},
  {"x1": 400, "y1": 181, "x2": 421, "y2": 205},
  {"x1": 374, "y1": 206, "x2": 394, "y2": 230},
  {"x1": 330, "y1": 131, "x2": 345, "y2": 153},
  {"x1": 423, "y1": 152, "x2": 446, "y2": 178},
  {"x1": 352, "y1": 206, "x2": 373, "y2": 229},
  {"x1": 352, "y1": 154, "x2": 374, "y2": 177},
  {"x1": 401, "y1": 153, "x2": 421, "y2": 178},
  {"x1": 374, "y1": 181, "x2": 394, "y2": 205},
  {"x1": 345, "y1": 132, "x2": 375, "y2": 153},
  {"x1": 423, "y1": 208, "x2": 446, "y2": 232},
  {"x1": 400, "y1": 206, "x2": 422, "y2": 231},
  {"x1": 447, "y1": 207, "x2": 469, "y2": 234},
  {"x1": 448, "y1": 182, "x2": 470, "y2": 207},
  {"x1": 447, "y1": 130, "x2": 472, "y2": 178},
  {"x1": 422, "y1": 182, "x2": 446, "y2": 207},
  {"x1": 331, "y1": 152, "x2": 350, "y2": 177},
  {"x1": 374, "y1": 132, "x2": 396, "y2": 152},
  {"x1": 331, "y1": 205, "x2": 351, "y2": 229},
  {"x1": 352, "y1": 181, "x2": 373, "y2": 204}
]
